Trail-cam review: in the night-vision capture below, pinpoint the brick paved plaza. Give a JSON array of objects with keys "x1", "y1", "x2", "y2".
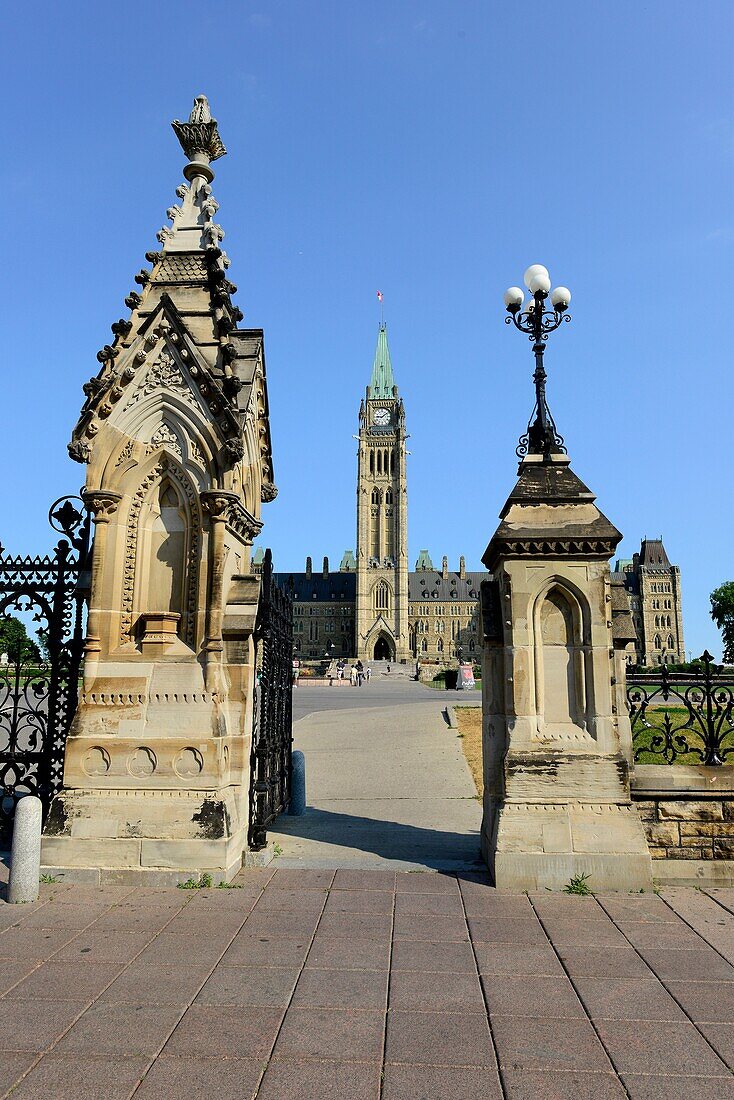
[{"x1": 0, "y1": 869, "x2": 733, "y2": 1098}]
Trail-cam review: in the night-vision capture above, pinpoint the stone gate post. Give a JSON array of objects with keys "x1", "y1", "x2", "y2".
[{"x1": 41, "y1": 98, "x2": 278, "y2": 883}]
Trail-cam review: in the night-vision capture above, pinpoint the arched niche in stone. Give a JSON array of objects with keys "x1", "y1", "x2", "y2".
[
  {"x1": 121, "y1": 456, "x2": 201, "y2": 648},
  {"x1": 531, "y1": 581, "x2": 591, "y2": 739},
  {"x1": 136, "y1": 481, "x2": 187, "y2": 618}
]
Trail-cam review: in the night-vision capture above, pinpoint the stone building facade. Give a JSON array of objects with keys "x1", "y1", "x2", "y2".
[
  {"x1": 613, "y1": 538, "x2": 685, "y2": 665},
  {"x1": 273, "y1": 326, "x2": 484, "y2": 663}
]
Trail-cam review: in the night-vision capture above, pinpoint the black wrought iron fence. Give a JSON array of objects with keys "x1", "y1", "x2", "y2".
[
  {"x1": 0, "y1": 498, "x2": 90, "y2": 841},
  {"x1": 248, "y1": 548, "x2": 294, "y2": 849},
  {"x1": 627, "y1": 651, "x2": 734, "y2": 765}
]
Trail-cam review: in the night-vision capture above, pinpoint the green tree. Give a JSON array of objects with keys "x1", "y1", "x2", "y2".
[
  {"x1": 710, "y1": 582, "x2": 734, "y2": 663},
  {"x1": 0, "y1": 616, "x2": 40, "y2": 663}
]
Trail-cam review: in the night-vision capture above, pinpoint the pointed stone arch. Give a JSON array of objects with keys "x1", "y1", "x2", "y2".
[{"x1": 373, "y1": 633, "x2": 394, "y2": 661}]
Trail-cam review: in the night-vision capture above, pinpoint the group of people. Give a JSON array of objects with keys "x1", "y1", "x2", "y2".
[
  {"x1": 334, "y1": 659, "x2": 371, "y2": 686},
  {"x1": 291, "y1": 657, "x2": 374, "y2": 687}
]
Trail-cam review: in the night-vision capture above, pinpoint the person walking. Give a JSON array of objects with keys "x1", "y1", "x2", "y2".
[
  {"x1": 365, "y1": 666, "x2": 371, "y2": 684},
  {"x1": 350, "y1": 665, "x2": 357, "y2": 686},
  {"x1": 356, "y1": 659, "x2": 364, "y2": 687}
]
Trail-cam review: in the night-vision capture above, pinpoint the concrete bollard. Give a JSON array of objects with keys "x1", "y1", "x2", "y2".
[
  {"x1": 288, "y1": 750, "x2": 306, "y2": 815},
  {"x1": 8, "y1": 796, "x2": 43, "y2": 904}
]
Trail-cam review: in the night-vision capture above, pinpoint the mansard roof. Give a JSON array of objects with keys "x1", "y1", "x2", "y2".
[
  {"x1": 408, "y1": 571, "x2": 488, "y2": 602},
  {"x1": 639, "y1": 538, "x2": 672, "y2": 571},
  {"x1": 274, "y1": 573, "x2": 357, "y2": 601},
  {"x1": 68, "y1": 96, "x2": 275, "y2": 498}
]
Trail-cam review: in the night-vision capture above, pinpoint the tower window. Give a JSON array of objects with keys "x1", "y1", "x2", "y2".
[{"x1": 374, "y1": 581, "x2": 390, "y2": 612}]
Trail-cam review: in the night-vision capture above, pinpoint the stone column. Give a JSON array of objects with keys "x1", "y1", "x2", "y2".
[
  {"x1": 201, "y1": 492, "x2": 232, "y2": 692},
  {"x1": 81, "y1": 490, "x2": 122, "y2": 684}
]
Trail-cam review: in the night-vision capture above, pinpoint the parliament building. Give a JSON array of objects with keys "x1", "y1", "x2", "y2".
[{"x1": 258, "y1": 325, "x2": 685, "y2": 667}]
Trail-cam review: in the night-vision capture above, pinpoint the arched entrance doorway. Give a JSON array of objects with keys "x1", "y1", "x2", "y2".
[{"x1": 374, "y1": 635, "x2": 394, "y2": 661}]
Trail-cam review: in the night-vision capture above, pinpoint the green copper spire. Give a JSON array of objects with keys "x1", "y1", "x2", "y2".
[{"x1": 369, "y1": 323, "x2": 396, "y2": 398}]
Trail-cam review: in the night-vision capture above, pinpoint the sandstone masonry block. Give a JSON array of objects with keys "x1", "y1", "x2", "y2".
[
  {"x1": 645, "y1": 822, "x2": 680, "y2": 847},
  {"x1": 658, "y1": 801, "x2": 724, "y2": 822},
  {"x1": 680, "y1": 821, "x2": 734, "y2": 838}
]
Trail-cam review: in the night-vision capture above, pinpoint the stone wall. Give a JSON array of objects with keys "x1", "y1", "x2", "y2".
[{"x1": 632, "y1": 765, "x2": 734, "y2": 886}]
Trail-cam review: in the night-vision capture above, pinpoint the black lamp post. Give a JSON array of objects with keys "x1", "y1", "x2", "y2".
[
  {"x1": 457, "y1": 645, "x2": 463, "y2": 667},
  {"x1": 504, "y1": 265, "x2": 572, "y2": 459}
]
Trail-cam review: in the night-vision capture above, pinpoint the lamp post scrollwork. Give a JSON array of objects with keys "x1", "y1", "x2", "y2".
[{"x1": 504, "y1": 264, "x2": 572, "y2": 459}]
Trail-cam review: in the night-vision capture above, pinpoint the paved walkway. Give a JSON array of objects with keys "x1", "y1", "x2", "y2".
[
  {"x1": 274, "y1": 680, "x2": 482, "y2": 870},
  {"x1": 0, "y1": 870, "x2": 733, "y2": 1097}
]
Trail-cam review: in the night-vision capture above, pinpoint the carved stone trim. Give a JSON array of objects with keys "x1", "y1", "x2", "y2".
[
  {"x1": 201, "y1": 491, "x2": 262, "y2": 543},
  {"x1": 124, "y1": 348, "x2": 199, "y2": 411},
  {"x1": 493, "y1": 538, "x2": 618, "y2": 560},
  {"x1": 83, "y1": 490, "x2": 122, "y2": 521},
  {"x1": 114, "y1": 439, "x2": 136, "y2": 468},
  {"x1": 120, "y1": 458, "x2": 200, "y2": 646}
]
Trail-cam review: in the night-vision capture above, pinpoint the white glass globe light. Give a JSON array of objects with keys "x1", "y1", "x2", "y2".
[
  {"x1": 503, "y1": 286, "x2": 524, "y2": 309},
  {"x1": 528, "y1": 272, "x2": 551, "y2": 294},
  {"x1": 550, "y1": 286, "x2": 572, "y2": 309},
  {"x1": 523, "y1": 264, "x2": 549, "y2": 290}
]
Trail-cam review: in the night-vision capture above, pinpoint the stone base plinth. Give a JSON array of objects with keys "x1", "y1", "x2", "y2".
[
  {"x1": 41, "y1": 786, "x2": 246, "y2": 883},
  {"x1": 643, "y1": 860, "x2": 734, "y2": 888},
  {"x1": 482, "y1": 800, "x2": 653, "y2": 892}
]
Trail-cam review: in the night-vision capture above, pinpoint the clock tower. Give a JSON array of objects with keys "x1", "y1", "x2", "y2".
[{"x1": 355, "y1": 324, "x2": 410, "y2": 662}]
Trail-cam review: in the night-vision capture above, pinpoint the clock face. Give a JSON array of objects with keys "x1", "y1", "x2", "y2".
[{"x1": 373, "y1": 408, "x2": 390, "y2": 426}]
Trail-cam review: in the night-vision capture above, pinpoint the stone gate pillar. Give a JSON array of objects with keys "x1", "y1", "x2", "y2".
[
  {"x1": 480, "y1": 270, "x2": 651, "y2": 891},
  {"x1": 41, "y1": 98, "x2": 278, "y2": 883},
  {"x1": 480, "y1": 451, "x2": 652, "y2": 891}
]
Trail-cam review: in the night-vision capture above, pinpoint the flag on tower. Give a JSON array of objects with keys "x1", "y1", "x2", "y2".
[{"x1": 376, "y1": 290, "x2": 383, "y2": 301}]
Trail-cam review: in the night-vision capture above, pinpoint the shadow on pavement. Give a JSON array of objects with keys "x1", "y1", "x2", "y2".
[{"x1": 270, "y1": 806, "x2": 483, "y2": 870}]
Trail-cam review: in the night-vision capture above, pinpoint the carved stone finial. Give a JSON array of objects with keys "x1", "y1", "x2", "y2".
[
  {"x1": 190, "y1": 96, "x2": 212, "y2": 124},
  {"x1": 172, "y1": 95, "x2": 226, "y2": 182}
]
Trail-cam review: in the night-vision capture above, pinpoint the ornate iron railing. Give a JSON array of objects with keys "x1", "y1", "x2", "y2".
[
  {"x1": 627, "y1": 651, "x2": 734, "y2": 765},
  {"x1": 0, "y1": 498, "x2": 90, "y2": 840},
  {"x1": 248, "y1": 548, "x2": 294, "y2": 850}
]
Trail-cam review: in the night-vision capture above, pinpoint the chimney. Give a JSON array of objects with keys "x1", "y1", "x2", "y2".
[
  {"x1": 442, "y1": 555, "x2": 448, "y2": 580},
  {"x1": 323, "y1": 556, "x2": 329, "y2": 579},
  {"x1": 459, "y1": 555, "x2": 466, "y2": 579},
  {"x1": 306, "y1": 556, "x2": 312, "y2": 579}
]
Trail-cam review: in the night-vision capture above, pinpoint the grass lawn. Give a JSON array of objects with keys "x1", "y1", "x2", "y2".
[{"x1": 454, "y1": 706, "x2": 483, "y2": 799}]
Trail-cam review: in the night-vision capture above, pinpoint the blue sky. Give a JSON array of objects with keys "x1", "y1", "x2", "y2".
[{"x1": 1, "y1": 1, "x2": 732, "y2": 658}]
